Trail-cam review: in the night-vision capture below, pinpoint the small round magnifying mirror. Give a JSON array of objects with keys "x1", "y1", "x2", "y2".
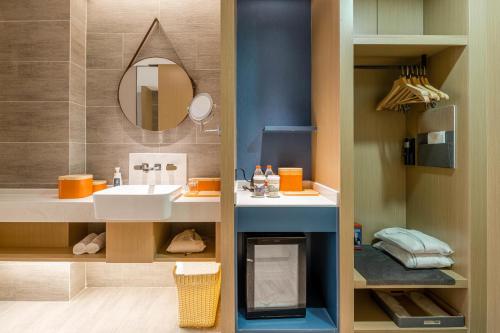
[
  {"x1": 188, "y1": 93, "x2": 221, "y2": 135},
  {"x1": 188, "y1": 93, "x2": 214, "y2": 124}
]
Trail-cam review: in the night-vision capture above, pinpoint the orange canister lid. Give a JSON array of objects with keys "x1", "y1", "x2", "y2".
[
  {"x1": 59, "y1": 174, "x2": 93, "y2": 181},
  {"x1": 278, "y1": 168, "x2": 303, "y2": 175}
]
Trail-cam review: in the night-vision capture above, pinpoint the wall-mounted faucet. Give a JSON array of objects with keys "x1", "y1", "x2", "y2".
[{"x1": 133, "y1": 163, "x2": 161, "y2": 173}]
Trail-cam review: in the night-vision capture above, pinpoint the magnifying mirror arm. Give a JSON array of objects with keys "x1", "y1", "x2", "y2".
[{"x1": 201, "y1": 122, "x2": 222, "y2": 136}]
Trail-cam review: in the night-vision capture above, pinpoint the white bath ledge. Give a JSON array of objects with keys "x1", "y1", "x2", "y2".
[{"x1": 0, "y1": 189, "x2": 220, "y2": 223}]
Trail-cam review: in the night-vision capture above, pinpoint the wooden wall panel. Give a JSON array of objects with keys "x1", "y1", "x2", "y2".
[
  {"x1": 423, "y1": 0, "x2": 468, "y2": 35},
  {"x1": 220, "y1": 0, "x2": 236, "y2": 331},
  {"x1": 486, "y1": 0, "x2": 500, "y2": 330},
  {"x1": 0, "y1": 223, "x2": 70, "y2": 248},
  {"x1": 106, "y1": 223, "x2": 155, "y2": 263},
  {"x1": 354, "y1": 69, "x2": 407, "y2": 243},
  {"x1": 378, "y1": 0, "x2": 423, "y2": 35},
  {"x1": 340, "y1": 0, "x2": 355, "y2": 331},
  {"x1": 353, "y1": 0, "x2": 377, "y2": 35},
  {"x1": 312, "y1": 0, "x2": 341, "y2": 190},
  {"x1": 406, "y1": 47, "x2": 471, "y2": 317}
]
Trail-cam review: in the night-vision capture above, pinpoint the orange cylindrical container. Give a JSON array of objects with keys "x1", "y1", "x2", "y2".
[
  {"x1": 92, "y1": 180, "x2": 108, "y2": 193},
  {"x1": 189, "y1": 178, "x2": 221, "y2": 191},
  {"x1": 278, "y1": 168, "x2": 303, "y2": 192},
  {"x1": 58, "y1": 175, "x2": 93, "y2": 199}
]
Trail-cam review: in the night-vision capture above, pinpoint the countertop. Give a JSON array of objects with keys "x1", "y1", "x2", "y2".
[
  {"x1": 0, "y1": 189, "x2": 220, "y2": 223},
  {"x1": 235, "y1": 182, "x2": 339, "y2": 208}
]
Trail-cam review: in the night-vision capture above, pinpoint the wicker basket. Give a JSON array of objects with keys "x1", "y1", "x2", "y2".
[{"x1": 174, "y1": 264, "x2": 221, "y2": 328}]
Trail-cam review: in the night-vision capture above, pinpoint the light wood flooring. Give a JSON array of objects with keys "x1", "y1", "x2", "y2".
[{"x1": 0, "y1": 287, "x2": 220, "y2": 333}]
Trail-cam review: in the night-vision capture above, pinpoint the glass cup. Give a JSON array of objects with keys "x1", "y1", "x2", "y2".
[{"x1": 188, "y1": 179, "x2": 199, "y2": 194}]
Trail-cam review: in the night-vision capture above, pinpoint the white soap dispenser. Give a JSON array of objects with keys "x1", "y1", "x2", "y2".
[{"x1": 113, "y1": 167, "x2": 122, "y2": 187}]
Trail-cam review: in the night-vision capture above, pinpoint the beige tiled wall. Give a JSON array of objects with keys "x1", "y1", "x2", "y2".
[
  {"x1": 86, "y1": 0, "x2": 221, "y2": 184},
  {"x1": 0, "y1": 0, "x2": 87, "y2": 187}
]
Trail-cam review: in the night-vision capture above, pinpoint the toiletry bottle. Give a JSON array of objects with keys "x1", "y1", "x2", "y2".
[
  {"x1": 254, "y1": 165, "x2": 263, "y2": 177},
  {"x1": 264, "y1": 165, "x2": 274, "y2": 192},
  {"x1": 113, "y1": 167, "x2": 122, "y2": 187},
  {"x1": 251, "y1": 165, "x2": 264, "y2": 191}
]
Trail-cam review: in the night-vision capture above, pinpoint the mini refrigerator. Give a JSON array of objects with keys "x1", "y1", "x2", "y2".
[{"x1": 244, "y1": 234, "x2": 307, "y2": 319}]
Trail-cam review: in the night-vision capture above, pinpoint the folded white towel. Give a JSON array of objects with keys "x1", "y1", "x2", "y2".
[
  {"x1": 86, "y1": 232, "x2": 106, "y2": 254},
  {"x1": 73, "y1": 233, "x2": 98, "y2": 255},
  {"x1": 374, "y1": 241, "x2": 454, "y2": 269},
  {"x1": 374, "y1": 227, "x2": 453, "y2": 255}
]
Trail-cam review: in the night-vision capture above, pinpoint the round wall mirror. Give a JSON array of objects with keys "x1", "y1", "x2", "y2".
[{"x1": 118, "y1": 57, "x2": 193, "y2": 132}]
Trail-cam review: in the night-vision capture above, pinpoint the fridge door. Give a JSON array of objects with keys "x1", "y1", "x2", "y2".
[{"x1": 246, "y1": 235, "x2": 307, "y2": 319}]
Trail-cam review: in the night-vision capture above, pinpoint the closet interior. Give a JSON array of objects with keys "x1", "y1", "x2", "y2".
[{"x1": 352, "y1": 0, "x2": 469, "y2": 332}]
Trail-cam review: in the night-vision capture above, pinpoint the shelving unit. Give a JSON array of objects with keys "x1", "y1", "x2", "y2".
[
  {"x1": 238, "y1": 308, "x2": 337, "y2": 333},
  {"x1": 155, "y1": 237, "x2": 216, "y2": 262},
  {"x1": 0, "y1": 247, "x2": 106, "y2": 262},
  {"x1": 354, "y1": 35, "x2": 468, "y2": 59},
  {"x1": 263, "y1": 126, "x2": 317, "y2": 133},
  {"x1": 354, "y1": 291, "x2": 467, "y2": 333},
  {"x1": 349, "y1": 0, "x2": 473, "y2": 331},
  {"x1": 354, "y1": 268, "x2": 468, "y2": 289}
]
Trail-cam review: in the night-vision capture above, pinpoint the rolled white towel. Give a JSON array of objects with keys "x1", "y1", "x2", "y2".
[
  {"x1": 73, "y1": 233, "x2": 98, "y2": 255},
  {"x1": 86, "y1": 232, "x2": 106, "y2": 254}
]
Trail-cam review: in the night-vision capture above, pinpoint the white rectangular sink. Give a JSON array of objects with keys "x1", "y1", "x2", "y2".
[{"x1": 93, "y1": 185, "x2": 183, "y2": 221}]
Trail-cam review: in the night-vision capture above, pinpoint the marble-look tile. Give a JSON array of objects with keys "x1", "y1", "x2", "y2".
[
  {"x1": 159, "y1": 0, "x2": 220, "y2": 34},
  {"x1": 71, "y1": 19, "x2": 86, "y2": 68},
  {"x1": 69, "y1": 102, "x2": 85, "y2": 143},
  {"x1": 159, "y1": 144, "x2": 220, "y2": 178},
  {"x1": 0, "y1": 21, "x2": 69, "y2": 62},
  {"x1": 174, "y1": 118, "x2": 197, "y2": 144},
  {"x1": 0, "y1": 62, "x2": 69, "y2": 101},
  {"x1": 86, "y1": 143, "x2": 158, "y2": 183},
  {"x1": 86, "y1": 69, "x2": 122, "y2": 106},
  {"x1": 69, "y1": 262, "x2": 86, "y2": 299},
  {"x1": 69, "y1": 143, "x2": 86, "y2": 174},
  {"x1": 86, "y1": 106, "x2": 124, "y2": 143},
  {"x1": 87, "y1": 0, "x2": 159, "y2": 34},
  {"x1": 0, "y1": 0, "x2": 70, "y2": 21},
  {"x1": 123, "y1": 28, "x2": 182, "y2": 68},
  {"x1": 85, "y1": 262, "x2": 175, "y2": 287},
  {"x1": 0, "y1": 262, "x2": 71, "y2": 301},
  {"x1": 87, "y1": 33, "x2": 123, "y2": 70},
  {"x1": 0, "y1": 287, "x2": 221, "y2": 332},
  {"x1": 70, "y1": 0, "x2": 86, "y2": 26},
  {"x1": 0, "y1": 143, "x2": 69, "y2": 184},
  {"x1": 0, "y1": 102, "x2": 69, "y2": 143},
  {"x1": 70, "y1": 63, "x2": 85, "y2": 105},
  {"x1": 196, "y1": 32, "x2": 220, "y2": 70},
  {"x1": 121, "y1": 119, "x2": 171, "y2": 145}
]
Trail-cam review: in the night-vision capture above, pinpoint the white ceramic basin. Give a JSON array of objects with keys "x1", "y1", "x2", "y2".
[{"x1": 93, "y1": 185, "x2": 183, "y2": 221}]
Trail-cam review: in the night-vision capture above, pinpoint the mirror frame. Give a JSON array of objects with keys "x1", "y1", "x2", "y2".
[{"x1": 117, "y1": 57, "x2": 194, "y2": 132}]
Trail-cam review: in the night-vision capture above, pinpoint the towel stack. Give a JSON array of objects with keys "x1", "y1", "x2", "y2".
[
  {"x1": 373, "y1": 227, "x2": 454, "y2": 269},
  {"x1": 73, "y1": 232, "x2": 106, "y2": 255}
]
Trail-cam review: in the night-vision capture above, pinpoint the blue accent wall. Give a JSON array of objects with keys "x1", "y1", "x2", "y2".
[{"x1": 237, "y1": 0, "x2": 312, "y2": 179}]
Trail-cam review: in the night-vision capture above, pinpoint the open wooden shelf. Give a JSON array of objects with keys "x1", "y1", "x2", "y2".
[
  {"x1": 354, "y1": 35, "x2": 468, "y2": 60},
  {"x1": 0, "y1": 247, "x2": 106, "y2": 262},
  {"x1": 354, "y1": 268, "x2": 467, "y2": 289},
  {"x1": 154, "y1": 237, "x2": 216, "y2": 262},
  {"x1": 354, "y1": 291, "x2": 467, "y2": 333}
]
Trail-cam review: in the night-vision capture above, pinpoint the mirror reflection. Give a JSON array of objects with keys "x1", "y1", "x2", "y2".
[{"x1": 118, "y1": 57, "x2": 193, "y2": 132}]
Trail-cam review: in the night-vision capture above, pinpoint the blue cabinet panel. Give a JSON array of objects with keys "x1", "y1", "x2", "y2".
[{"x1": 236, "y1": 207, "x2": 338, "y2": 233}]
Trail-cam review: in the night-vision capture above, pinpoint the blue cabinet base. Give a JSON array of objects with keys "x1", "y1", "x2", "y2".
[{"x1": 237, "y1": 308, "x2": 337, "y2": 333}]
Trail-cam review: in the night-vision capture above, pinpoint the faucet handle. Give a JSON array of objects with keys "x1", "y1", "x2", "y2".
[{"x1": 166, "y1": 163, "x2": 177, "y2": 171}]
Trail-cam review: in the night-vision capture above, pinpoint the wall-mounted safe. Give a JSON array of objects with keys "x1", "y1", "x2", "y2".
[{"x1": 244, "y1": 233, "x2": 307, "y2": 319}]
